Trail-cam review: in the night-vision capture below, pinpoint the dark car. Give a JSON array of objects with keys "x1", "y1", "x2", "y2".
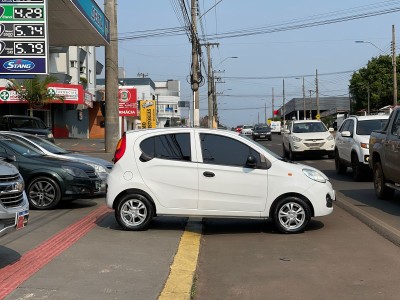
[
  {"x1": 252, "y1": 124, "x2": 272, "y2": 141},
  {"x1": 0, "y1": 115, "x2": 55, "y2": 143},
  {"x1": 0, "y1": 134, "x2": 101, "y2": 210}
]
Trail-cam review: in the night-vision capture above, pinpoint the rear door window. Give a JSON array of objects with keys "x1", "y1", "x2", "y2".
[{"x1": 140, "y1": 133, "x2": 191, "y2": 161}]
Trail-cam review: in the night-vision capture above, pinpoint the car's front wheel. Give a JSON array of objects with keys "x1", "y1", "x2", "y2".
[
  {"x1": 335, "y1": 150, "x2": 347, "y2": 174},
  {"x1": 273, "y1": 197, "x2": 311, "y2": 233},
  {"x1": 27, "y1": 176, "x2": 61, "y2": 210},
  {"x1": 115, "y1": 194, "x2": 154, "y2": 230}
]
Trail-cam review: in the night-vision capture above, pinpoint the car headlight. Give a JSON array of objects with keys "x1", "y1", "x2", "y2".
[
  {"x1": 327, "y1": 135, "x2": 334, "y2": 141},
  {"x1": 302, "y1": 168, "x2": 327, "y2": 183},
  {"x1": 48, "y1": 133, "x2": 54, "y2": 138},
  {"x1": 62, "y1": 166, "x2": 89, "y2": 178},
  {"x1": 360, "y1": 142, "x2": 369, "y2": 149},
  {"x1": 254, "y1": 132, "x2": 259, "y2": 135},
  {"x1": 87, "y1": 163, "x2": 109, "y2": 174},
  {"x1": 292, "y1": 136, "x2": 302, "y2": 142}
]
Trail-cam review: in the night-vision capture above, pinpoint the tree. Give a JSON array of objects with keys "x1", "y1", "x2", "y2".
[
  {"x1": 349, "y1": 55, "x2": 397, "y2": 112},
  {"x1": 6, "y1": 76, "x2": 64, "y2": 116}
]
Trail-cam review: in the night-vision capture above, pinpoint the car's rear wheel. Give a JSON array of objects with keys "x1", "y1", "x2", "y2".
[
  {"x1": 27, "y1": 177, "x2": 61, "y2": 210},
  {"x1": 115, "y1": 194, "x2": 154, "y2": 231},
  {"x1": 273, "y1": 197, "x2": 311, "y2": 233},
  {"x1": 335, "y1": 150, "x2": 347, "y2": 174},
  {"x1": 373, "y1": 161, "x2": 394, "y2": 199}
]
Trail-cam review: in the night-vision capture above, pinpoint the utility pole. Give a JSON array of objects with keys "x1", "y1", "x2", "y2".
[
  {"x1": 272, "y1": 87, "x2": 274, "y2": 120},
  {"x1": 393, "y1": 24, "x2": 397, "y2": 106},
  {"x1": 309, "y1": 90, "x2": 313, "y2": 119},
  {"x1": 264, "y1": 102, "x2": 267, "y2": 123},
  {"x1": 191, "y1": 0, "x2": 200, "y2": 127},
  {"x1": 283, "y1": 79, "x2": 286, "y2": 126},
  {"x1": 315, "y1": 69, "x2": 320, "y2": 117},
  {"x1": 302, "y1": 77, "x2": 306, "y2": 120},
  {"x1": 204, "y1": 42, "x2": 219, "y2": 128},
  {"x1": 104, "y1": 0, "x2": 119, "y2": 153}
]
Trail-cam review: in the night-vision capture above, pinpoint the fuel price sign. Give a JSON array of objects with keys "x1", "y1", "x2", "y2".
[{"x1": 0, "y1": 0, "x2": 47, "y2": 75}]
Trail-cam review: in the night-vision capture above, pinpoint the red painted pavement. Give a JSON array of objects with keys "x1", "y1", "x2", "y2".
[{"x1": 0, "y1": 205, "x2": 111, "y2": 299}]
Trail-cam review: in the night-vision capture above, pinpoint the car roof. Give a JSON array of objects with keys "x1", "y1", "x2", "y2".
[
  {"x1": 349, "y1": 115, "x2": 390, "y2": 120},
  {"x1": 0, "y1": 115, "x2": 41, "y2": 120},
  {"x1": 125, "y1": 127, "x2": 240, "y2": 138},
  {"x1": 291, "y1": 120, "x2": 323, "y2": 123}
]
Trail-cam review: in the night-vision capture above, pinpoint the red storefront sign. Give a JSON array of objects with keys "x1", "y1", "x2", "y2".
[
  {"x1": 0, "y1": 83, "x2": 93, "y2": 107},
  {"x1": 118, "y1": 88, "x2": 137, "y2": 116}
]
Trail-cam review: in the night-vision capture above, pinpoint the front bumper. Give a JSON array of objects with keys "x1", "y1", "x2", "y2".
[
  {"x1": 63, "y1": 177, "x2": 102, "y2": 199},
  {"x1": 292, "y1": 140, "x2": 335, "y2": 153},
  {"x1": 0, "y1": 192, "x2": 29, "y2": 238}
]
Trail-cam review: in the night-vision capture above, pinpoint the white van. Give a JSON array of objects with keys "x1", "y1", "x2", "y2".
[{"x1": 270, "y1": 121, "x2": 281, "y2": 134}]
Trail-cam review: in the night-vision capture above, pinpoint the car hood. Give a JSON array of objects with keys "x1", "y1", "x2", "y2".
[
  {"x1": 0, "y1": 160, "x2": 20, "y2": 175},
  {"x1": 292, "y1": 132, "x2": 331, "y2": 139},
  {"x1": 64, "y1": 153, "x2": 113, "y2": 169}
]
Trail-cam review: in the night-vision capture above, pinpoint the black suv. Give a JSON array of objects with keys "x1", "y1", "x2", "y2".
[{"x1": 0, "y1": 115, "x2": 55, "y2": 143}]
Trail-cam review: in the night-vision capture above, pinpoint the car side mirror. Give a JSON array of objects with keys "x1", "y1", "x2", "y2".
[
  {"x1": 341, "y1": 131, "x2": 351, "y2": 137},
  {"x1": 328, "y1": 128, "x2": 334, "y2": 132},
  {"x1": 245, "y1": 155, "x2": 257, "y2": 168},
  {"x1": 284, "y1": 129, "x2": 291, "y2": 134}
]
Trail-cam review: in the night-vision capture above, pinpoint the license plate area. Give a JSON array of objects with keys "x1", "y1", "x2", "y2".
[{"x1": 16, "y1": 210, "x2": 29, "y2": 230}]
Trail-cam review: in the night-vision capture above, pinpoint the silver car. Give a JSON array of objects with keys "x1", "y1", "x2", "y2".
[{"x1": 0, "y1": 156, "x2": 29, "y2": 238}]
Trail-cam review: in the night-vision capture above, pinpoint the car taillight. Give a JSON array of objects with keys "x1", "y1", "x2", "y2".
[{"x1": 113, "y1": 134, "x2": 126, "y2": 164}]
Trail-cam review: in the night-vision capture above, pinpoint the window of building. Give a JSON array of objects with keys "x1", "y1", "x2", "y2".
[
  {"x1": 70, "y1": 60, "x2": 78, "y2": 68},
  {"x1": 140, "y1": 133, "x2": 191, "y2": 161},
  {"x1": 200, "y1": 133, "x2": 261, "y2": 168}
]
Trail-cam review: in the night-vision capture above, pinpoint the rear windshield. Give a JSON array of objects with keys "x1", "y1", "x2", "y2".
[
  {"x1": 356, "y1": 119, "x2": 388, "y2": 135},
  {"x1": 9, "y1": 118, "x2": 47, "y2": 129}
]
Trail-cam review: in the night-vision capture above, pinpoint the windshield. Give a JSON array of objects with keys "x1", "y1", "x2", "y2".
[
  {"x1": 241, "y1": 135, "x2": 282, "y2": 160},
  {"x1": 292, "y1": 122, "x2": 327, "y2": 133},
  {"x1": 356, "y1": 119, "x2": 388, "y2": 135},
  {"x1": 25, "y1": 135, "x2": 69, "y2": 154},
  {"x1": 243, "y1": 125, "x2": 253, "y2": 129},
  {"x1": 254, "y1": 125, "x2": 270, "y2": 131},
  {"x1": 9, "y1": 118, "x2": 47, "y2": 129},
  {"x1": 0, "y1": 136, "x2": 44, "y2": 157}
]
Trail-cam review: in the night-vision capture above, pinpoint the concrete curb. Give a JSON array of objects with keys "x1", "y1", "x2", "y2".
[{"x1": 335, "y1": 195, "x2": 400, "y2": 247}]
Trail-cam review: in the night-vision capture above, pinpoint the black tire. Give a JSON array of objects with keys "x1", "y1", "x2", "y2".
[
  {"x1": 115, "y1": 193, "x2": 154, "y2": 231},
  {"x1": 335, "y1": 150, "x2": 347, "y2": 175},
  {"x1": 282, "y1": 144, "x2": 287, "y2": 158},
  {"x1": 327, "y1": 151, "x2": 335, "y2": 159},
  {"x1": 268, "y1": 137, "x2": 272, "y2": 141},
  {"x1": 351, "y1": 153, "x2": 363, "y2": 181},
  {"x1": 27, "y1": 176, "x2": 61, "y2": 210},
  {"x1": 273, "y1": 197, "x2": 311, "y2": 233},
  {"x1": 289, "y1": 146, "x2": 296, "y2": 161},
  {"x1": 373, "y1": 161, "x2": 395, "y2": 199}
]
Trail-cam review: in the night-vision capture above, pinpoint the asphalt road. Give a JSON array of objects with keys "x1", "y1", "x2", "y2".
[{"x1": 1, "y1": 136, "x2": 400, "y2": 299}]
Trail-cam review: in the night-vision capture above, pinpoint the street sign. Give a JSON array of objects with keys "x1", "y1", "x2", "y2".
[
  {"x1": 0, "y1": 0, "x2": 47, "y2": 75},
  {"x1": 316, "y1": 114, "x2": 320, "y2": 119},
  {"x1": 118, "y1": 88, "x2": 137, "y2": 117}
]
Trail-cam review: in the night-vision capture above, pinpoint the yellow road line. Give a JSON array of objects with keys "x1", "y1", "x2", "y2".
[{"x1": 158, "y1": 218, "x2": 202, "y2": 300}]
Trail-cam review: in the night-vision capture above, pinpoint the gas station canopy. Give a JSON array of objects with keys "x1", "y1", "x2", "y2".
[{"x1": 49, "y1": 0, "x2": 110, "y2": 46}]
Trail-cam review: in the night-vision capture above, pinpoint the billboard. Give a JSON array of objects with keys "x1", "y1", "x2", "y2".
[
  {"x1": 0, "y1": 0, "x2": 48, "y2": 75},
  {"x1": 118, "y1": 88, "x2": 137, "y2": 116},
  {"x1": 140, "y1": 100, "x2": 156, "y2": 129}
]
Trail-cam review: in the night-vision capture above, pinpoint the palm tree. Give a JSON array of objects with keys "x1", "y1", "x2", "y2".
[{"x1": 6, "y1": 76, "x2": 64, "y2": 116}]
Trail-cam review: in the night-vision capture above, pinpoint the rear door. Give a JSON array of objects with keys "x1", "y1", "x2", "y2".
[{"x1": 135, "y1": 131, "x2": 199, "y2": 209}]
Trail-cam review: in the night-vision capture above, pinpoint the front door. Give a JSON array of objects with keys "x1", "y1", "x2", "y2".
[{"x1": 197, "y1": 133, "x2": 268, "y2": 213}]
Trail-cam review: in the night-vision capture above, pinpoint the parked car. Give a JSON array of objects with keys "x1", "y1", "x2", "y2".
[
  {"x1": 282, "y1": 120, "x2": 335, "y2": 160},
  {"x1": 106, "y1": 128, "x2": 335, "y2": 234},
  {"x1": 0, "y1": 158, "x2": 29, "y2": 238},
  {"x1": 0, "y1": 134, "x2": 102, "y2": 209},
  {"x1": 369, "y1": 107, "x2": 400, "y2": 198},
  {"x1": 334, "y1": 115, "x2": 389, "y2": 181},
  {"x1": 252, "y1": 124, "x2": 272, "y2": 141},
  {"x1": 241, "y1": 125, "x2": 254, "y2": 136},
  {"x1": 0, "y1": 131, "x2": 112, "y2": 194},
  {"x1": 0, "y1": 115, "x2": 55, "y2": 143},
  {"x1": 270, "y1": 121, "x2": 282, "y2": 135},
  {"x1": 235, "y1": 125, "x2": 243, "y2": 133}
]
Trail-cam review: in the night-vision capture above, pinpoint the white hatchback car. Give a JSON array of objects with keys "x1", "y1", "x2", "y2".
[
  {"x1": 241, "y1": 125, "x2": 253, "y2": 136},
  {"x1": 106, "y1": 128, "x2": 335, "y2": 234},
  {"x1": 282, "y1": 120, "x2": 335, "y2": 160}
]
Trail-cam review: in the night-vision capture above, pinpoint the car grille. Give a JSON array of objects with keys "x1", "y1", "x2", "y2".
[
  {"x1": 304, "y1": 142, "x2": 325, "y2": 148},
  {"x1": 84, "y1": 170, "x2": 98, "y2": 179},
  {"x1": 0, "y1": 174, "x2": 24, "y2": 208}
]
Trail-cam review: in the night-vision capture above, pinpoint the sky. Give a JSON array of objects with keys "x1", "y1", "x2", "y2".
[{"x1": 95, "y1": 0, "x2": 400, "y2": 128}]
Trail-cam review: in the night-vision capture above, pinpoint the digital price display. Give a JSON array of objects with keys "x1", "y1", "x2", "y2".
[
  {"x1": 0, "y1": 0, "x2": 47, "y2": 74},
  {"x1": 13, "y1": 7, "x2": 44, "y2": 19}
]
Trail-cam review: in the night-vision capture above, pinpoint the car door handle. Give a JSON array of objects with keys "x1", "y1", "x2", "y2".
[{"x1": 203, "y1": 171, "x2": 215, "y2": 177}]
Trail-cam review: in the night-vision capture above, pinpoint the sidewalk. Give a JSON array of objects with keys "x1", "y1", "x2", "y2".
[{"x1": 55, "y1": 138, "x2": 114, "y2": 162}]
